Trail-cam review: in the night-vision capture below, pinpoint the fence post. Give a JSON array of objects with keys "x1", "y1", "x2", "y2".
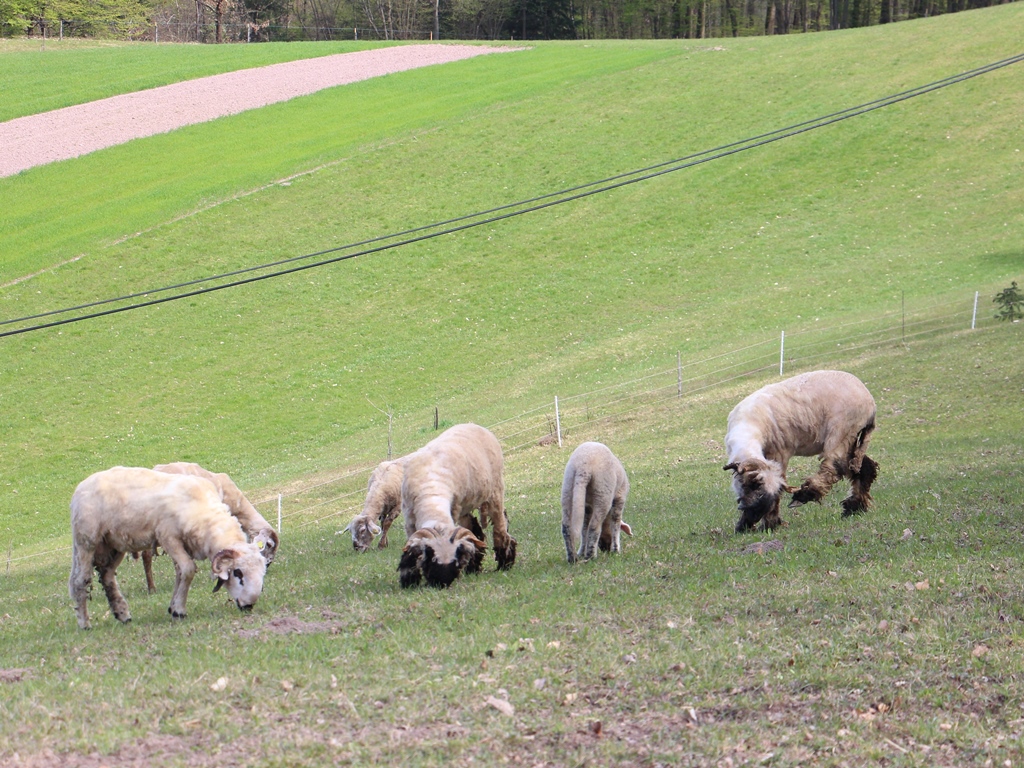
[
  {"x1": 779, "y1": 331, "x2": 785, "y2": 376},
  {"x1": 677, "y1": 351, "x2": 682, "y2": 397},
  {"x1": 554, "y1": 396, "x2": 562, "y2": 448},
  {"x1": 971, "y1": 290, "x2": 979, "y2": 330}
]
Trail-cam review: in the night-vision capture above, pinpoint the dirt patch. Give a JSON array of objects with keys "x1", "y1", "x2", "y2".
[
  {"x1": 0, "y1": 44, "x2": 520, "y2": 178},
  {"x1": 236, "y1": 612, "x2": 342, "y2": 638},
  {"x1": 0, "y1": 669, "x2": 30, "y2": 683},
  {"x1": 739, "y1": 539, "x2": 785, "y2": 555}
]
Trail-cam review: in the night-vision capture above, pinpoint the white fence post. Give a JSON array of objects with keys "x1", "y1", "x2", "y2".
[
  {"x1": 677, "y1": 351, "x2": 682, "y2": 397},
  {"x1": 779, "y1": 331, "x2": 785, "y2": 376},
  {"x1": 554, "y1": 396, "x2": 562, "y2": 448},
  {"x1": 971, "y1": 291, "x2": 979, "y2": 330}
]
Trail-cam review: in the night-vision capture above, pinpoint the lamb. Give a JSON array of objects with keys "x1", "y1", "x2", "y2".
[
  {"x1": 723, "y1": 370, "x2": 878, "y2": 533},
  {"x1": 561, "y1": 442, "x2": 633, "y2": 563},
  {"x1": 344, "y1": 458, "x2": 406, "y2": 552},
  {"x1": 69, "y1": 467, "x2": 268, "y2": 629},
  {"x1": 397, "y1": 423, "x2": 517, "y2": 588}
]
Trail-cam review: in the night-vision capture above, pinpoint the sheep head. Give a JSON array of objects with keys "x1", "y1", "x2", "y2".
[
  {"x1": 398, "y1": 527, "x2": 487, "y2": 589},
  {"x1": 345, "y1": 515, "x2": 382, "y2": 553},
  {"x1": 252, "y1": 527, "x2": 279, "y2": 565},
  {"x1": 211, "y1": 545, "x2": 267, "y2": 611},
  {"x1": 724, "y1": 459, "x2": 792, "y2": 533}
]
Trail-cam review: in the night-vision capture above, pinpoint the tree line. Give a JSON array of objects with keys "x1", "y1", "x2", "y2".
[{"x1": 1, "y1": 0, "x2": 1014, "y2": 43}]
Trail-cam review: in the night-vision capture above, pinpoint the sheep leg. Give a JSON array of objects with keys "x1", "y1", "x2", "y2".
[
  {"x1": 377, "y1": 504, "x2": 400, "y2": 549},
  {"x1": 142, "y1": 548, "x2": 156, "y2": 594},
  {"x1": 789, "y1": 459, "x2": 842, "y2": 508},
  {"x1": 580, "y1": 503, "x2": 604, "y2": 561},
  {"x1": 842, "y1": 455, "x2": 878, "y2": 517},
  {"x1": 69, "y1": 540, "x2": 96, "y2": 630},
  {"x1": 161, "y1": 540, "x2": 196, "y2": 620},
  {"x1": 481, "y1": 500, "x2": 517, "y2": 570},
  {"x1": 96, "y1": 548, "x2": 131, "y2": 624},
  {"x1": 605, "y1": 491, "x2": 627, "y2": 553},
  {"x1": 760, "y1": 496, "x2": 783, "y2": 531}
]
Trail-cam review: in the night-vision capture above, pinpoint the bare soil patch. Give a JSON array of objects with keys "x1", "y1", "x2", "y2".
[{"x1": 0, "y1": 44, "x2": 518, "y2": 178}]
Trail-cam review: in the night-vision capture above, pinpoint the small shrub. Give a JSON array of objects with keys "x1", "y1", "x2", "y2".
[{"x1": 993, "y1": 281, "x2": 1023, "y2": 321}]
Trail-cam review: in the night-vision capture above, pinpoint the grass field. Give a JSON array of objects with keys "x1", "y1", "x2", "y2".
[{"x1": 1, "y1": 5, "x2": 1023, "y2": 765}]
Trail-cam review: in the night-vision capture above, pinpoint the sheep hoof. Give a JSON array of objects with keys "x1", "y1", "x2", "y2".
[
  {"x1": 495, "y1": 539, "x2": 517, "y2": 571},
  {"x1": 168, "y1": 608, "x2": 186, "y2": 620},
  {"x1": 841, "y1": 498, "x2": 868, "y2": 517}
]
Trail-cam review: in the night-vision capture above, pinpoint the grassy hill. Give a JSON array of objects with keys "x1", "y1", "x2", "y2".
[{"x1": 0, "y1": 6, "x2": 1023, "y2": 765}]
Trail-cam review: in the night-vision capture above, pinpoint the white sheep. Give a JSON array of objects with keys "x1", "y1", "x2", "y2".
[
  {"x1": 344, "y1": 458, "x2": 406, "y2": 552},
  {"x1": 69, "y1": 467, "x2": 268, "y2": 629},
  {"x1": 398, "y1": 423, "x2": 517, "y2": 588},
  {"x1": 153, "y1": 462, "x2": 279, "y2": 562},
  {"x1": 723, "y1": 370, "x2": 878, "y2": 532},
  {"x1": 561, "y1": 442, "x2": 633, "y2": 563}
]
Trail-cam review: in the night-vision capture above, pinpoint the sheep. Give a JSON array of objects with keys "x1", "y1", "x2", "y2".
[
  {"x1": 561, "y1": 442, "x2": 633, "y2": 563},
  {"x1": 153, "y1": 462, "x2": 279, "y2": 562},
  {"x1": 723, "y1": 370, "x2": 878, "y2": 533},
  {"x1": 397, "y1": 423, "x2": 517, "y2": 588},
  {"x1": 344, "y1": 458, "x2": 406, "y2": 552},
  {"x1": 69, "y1": 467, "x2": 268, "y2": 629}
]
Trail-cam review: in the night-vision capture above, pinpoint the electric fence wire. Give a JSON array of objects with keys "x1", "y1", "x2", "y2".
[{"x1": 2, "y1": 51, "x2": 1021, "y2": 340}]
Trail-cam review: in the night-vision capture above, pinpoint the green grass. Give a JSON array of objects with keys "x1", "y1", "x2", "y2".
[
  {"x1": 0, "y1": 38, "x2": 401, "y2": 121},
  {"x1": 1, "y1": 5, "x2": 1024, "y2": 764}
]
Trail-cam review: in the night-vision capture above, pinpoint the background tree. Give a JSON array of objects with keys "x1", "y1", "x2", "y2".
[{"x1": 993, "y1": 281, "x2": 1023, "y2": 322}]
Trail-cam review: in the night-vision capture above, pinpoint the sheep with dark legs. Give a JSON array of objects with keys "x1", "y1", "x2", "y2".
[
  {"x1": 398, "y1": 424, "x2": 517, "y2": 588},
  {"x1": 561, "y1": 442, "x2": 633, "y2": 563},
  {"x1": 723, "y1": 370, "x2": 878, "y2": 533},
  {"x1": 69, "y1": 467, "x2": 268, "y2": 629}
]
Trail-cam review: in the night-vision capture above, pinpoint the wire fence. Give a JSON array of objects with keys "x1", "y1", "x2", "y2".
[
  {"x1": 17, "y1": 20, "x2": 451, "y2": 44},
  {"x1": 2, "y1": 289, "x2": 1007, "y2": 574}
]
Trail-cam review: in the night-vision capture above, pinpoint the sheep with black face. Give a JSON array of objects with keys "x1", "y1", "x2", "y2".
[
  {"x1": 69, "y1": 467, "x2": 268, "y2": 629},
  {"x1": 397, "y1": 424, "x2": 517, "y2": 588},
  {"x1": 724, "y1": 370, "x2": 878, "y2": 532}
]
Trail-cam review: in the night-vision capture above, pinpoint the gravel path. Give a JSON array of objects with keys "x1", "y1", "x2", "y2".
[{"x1": 0, "y1": 44, "x2": 517, "y2": 178}]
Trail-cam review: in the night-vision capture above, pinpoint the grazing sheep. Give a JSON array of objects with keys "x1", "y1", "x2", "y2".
[
  {"x1": 154, "y1": 462, "x2": 279, "y2": 562},
  {"x1": 561, "y1": 442, "x2": 633, "y2": 563},
  {"x1": 398, "y1": 423, "x2": 517, "y2": 588},
  {"x1": 69, "y1": 467, "x2": 268, "y2": 629},
  {"x1": 723, "y1": 370, "x2": 878, "y2": 533},
  {"x1": 344, "y1": 458, "x2": 406, "y2": 552}
]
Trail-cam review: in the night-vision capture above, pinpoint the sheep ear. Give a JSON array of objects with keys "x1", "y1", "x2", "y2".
[
  {"x1": 369, "y1": 521, "x2": 382, "y2": 536},
  {"x1": 211, "y1": 548, "x2": 237, "y2": 581},
  {"x1": 723, "y1": 463, "x2": 739, "y2": 473},
  {"x1": 620, "y1": 522, "x2": 633, "y2": 537}
]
